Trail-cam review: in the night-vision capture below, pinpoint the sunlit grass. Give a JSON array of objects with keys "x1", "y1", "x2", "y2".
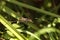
[{"x1": 0, "y1": 0, "x2": 60, "y2": 40}]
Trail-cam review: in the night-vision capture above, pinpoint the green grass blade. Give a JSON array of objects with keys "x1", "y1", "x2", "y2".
[
  {"x1": 6, "y1": 0, "x2": 60, "y2": 17},
  {"x1": 0, "y1": 15, "x2": 27, "y2": 40},
  {"x1": 1, "y1": 6, "x2": 20, "y2": 20},
  {"x1": 26, "y1": 31, "x2": 41, "y2": 40},
  {"x1": 35, "y1": 27, "x2": 60, "y2": 36},
  {"x1": 29, "y1": 27, "x2": 60, "y2": 40}
]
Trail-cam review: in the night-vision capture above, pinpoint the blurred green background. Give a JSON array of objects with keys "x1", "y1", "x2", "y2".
[{"x1": 0, "y1": 0, "x2": 60, "y2": 40}]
